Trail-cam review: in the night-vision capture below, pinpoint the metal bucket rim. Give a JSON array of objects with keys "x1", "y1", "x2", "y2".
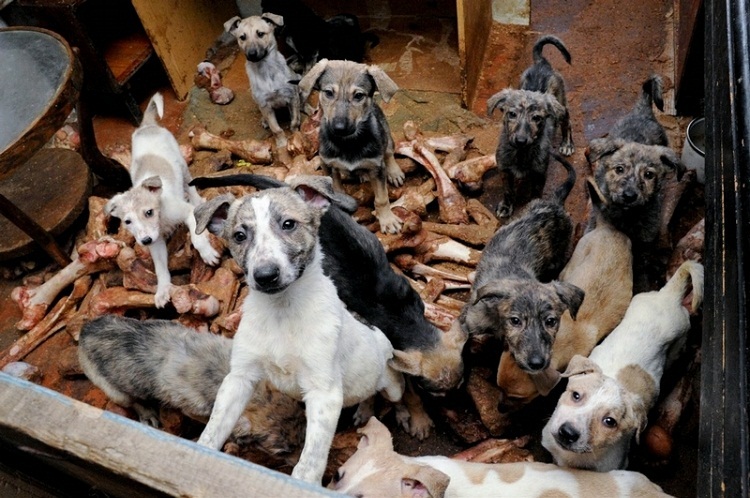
[{"x1": 685, "y1": 117, "x2": 705, "y2": 157}]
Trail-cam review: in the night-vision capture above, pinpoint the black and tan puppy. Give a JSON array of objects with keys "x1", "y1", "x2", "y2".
[
  {"x1": 459, "y1": 154, "x2": 584, "y2": 373},
  {"x1": 519, "y1": 35, "x2": 575, "y2": 156},
  {"x1": 487, "y1": 88, "x2": 566, "y2": 218},
  {"x1": 298, "y1": 59, "x2": 404, "y2": 233}
]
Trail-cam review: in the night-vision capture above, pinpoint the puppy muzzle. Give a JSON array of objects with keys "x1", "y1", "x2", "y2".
[
  {"x1": 252, "y1": 263, "x2": 287, "y2": 294},
  {"x1": 245, "y1": 48, "x2": 268, "y2": 63},
  {"x1": 330, "y1": 116, "x2": 356, "y2": 138},
  {"x1": 554, "y1": 422, "x2": 584, "y2": 451}
]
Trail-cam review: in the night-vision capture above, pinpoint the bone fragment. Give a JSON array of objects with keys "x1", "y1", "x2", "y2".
[
  {"x1": 195, "y1": 61, "x2": 235, "y2": 105},
  {"x1": 667, "y1": 217, "x2": 704, "y2": 277},
  {"x1": 451, "y1": 436, "x2": 533, "y2": 464},
  {"x1": 189, "y1": 126, "x2": 273, "y2": 164},
  {"x1": 443, "y1": 154, "x2": 496, "y2": 190},
  {"x1": 415, "y1": 232, "x2": 482, "y2": 267},
  {"x1": 391, "y1": 179, "x2": 436, "y2": 216},
  {"x1": 422, "y1": 221, "x2": 495, "y2": 246},
  {"x1": 393, "y1": 254, "x2": 470, "y2": 283}
]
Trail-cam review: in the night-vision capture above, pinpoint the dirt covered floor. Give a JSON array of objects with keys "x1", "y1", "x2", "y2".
[{"x1": 0, "y1": 0, "x2": 704, "y2": 496}]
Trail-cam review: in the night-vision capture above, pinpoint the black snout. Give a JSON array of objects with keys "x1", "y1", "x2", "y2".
[
  {"x1": 512, "y1": 134, "x2": 529, "y2": 147},
  {"x1": 557, "y1": 422, "x2": 580, "y2": 446},
  {"x1": 245, "y1": 49, "x2": 266, "y2": 63},
  {"x1": 526, "y1": 354, "x2": 547, "y2": 371},
  {"x1": 253, "y1": 264, "x2": 281, "y2": 290},
  {"x1": 622, "y1": 189, "x2": 638, "y2": 204},
  {"x1": 331, "y1": 116, "x2": 354, "y2": 137},
  {"x1": 141, "y1": 236, "x2": 152, "y2": 246}
]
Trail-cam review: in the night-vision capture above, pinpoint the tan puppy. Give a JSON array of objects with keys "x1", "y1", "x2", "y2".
[
  {"x1": 330, "y1": 417, "x2": 671, "y2": 497},
  {"x1": 496, "y1": 179, "x2": 633, "y2": 412}
]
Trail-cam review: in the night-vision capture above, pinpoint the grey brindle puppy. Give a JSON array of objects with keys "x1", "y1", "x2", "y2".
[
  {"x1": 459, "y1": 154, "x2": 584, "y2": 373},
  {"x1": 609, "y1": 75, "x2": 669, "y2": 146},
  {"x1": 487, "y1": 88, "x2": 566, "y2": 218},
  {"x1": 298, "y1": 59, "x2": 404, "y2": 233}
]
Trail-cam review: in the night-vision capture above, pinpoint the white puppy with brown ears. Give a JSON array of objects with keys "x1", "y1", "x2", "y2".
[
  {"x1": 105, "y1": 93, "x2": 220, "y2": 308},
  {"x1": 330, "y1": 417, "x2": 671, "y2": 497},
  {"x1": 542, "y1": 260, "x2": 704, "y2": 472}
]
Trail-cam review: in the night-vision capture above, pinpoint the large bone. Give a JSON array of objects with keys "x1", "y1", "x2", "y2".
[
  {"x1": 391, "y1": 179, "x2": 436, "y2": 216},
  {"x1": 12, "y1": 238, "x2": 123, "y2": 330},
  {"x1": 451, "y1": 436, "x2": 533, "y2": 463},
  {"x1": 393, "y1": 254, "x2": 470, "y2": 283},
  {"x1": 415, "y1": 232, "x2": 482, "y2": 267},
  {"x1": 443, "y1": 154, "x2": 496, "y2": 191},
  {"x1": 423, "y1": 301, "x2": 459, "y2": 331},
  {"x1": 422, "y1": 221, "x2": 496, "y2": 246},
  {"x1": 396, "y1": 121, "x2": 469, "y2": 225},
  {"x1": 1, "y1": 276, "x2": 91, "y2": 369},
  {"x1": 189, "y1": 126, "x2": 273, "y2": 164}
]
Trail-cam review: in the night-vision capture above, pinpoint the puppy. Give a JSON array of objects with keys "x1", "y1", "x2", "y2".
[
  {"x1": 78, "y1": 314, "x2": 304, "y2": 455},
  {"x1": 329, "y1": 417, "x2": 671, "y2": 498},
  {"x1": 486, "y1": 88, "x2": 566, "y2": 218},
  {"x1": 519, "y1": 34, "x2": 575, "y2": 156},
  {"x1": 542, "y1": 260, "x2": 704, "y2": 472},
  {"x1": 190, "y1": 173, "x2": 468, "y2": 438},
  {"x1": 224, "y1": 14, "x2": 301, "y2": 148},
  {"x1": 192, "y1": 175, "x2": 404, "y2": 484},
  {"x1": 496, "y1": 178, "x2": 633, "y2": 412},
  {"x1": 104, "y1": 93, "x2": 219, "y2": 308},
  {"x1": 459, "y1": 154, "x2": 584, "y2": 374},
  {"x1": 609, "y1": 75, "x2": 668, "y2": 146},
  {"x1": 298, "y1": 59, "x2": 405, "y2": 233},
  {"x1": 261, "y1": 0, "x2": 377, "y2": 73}
]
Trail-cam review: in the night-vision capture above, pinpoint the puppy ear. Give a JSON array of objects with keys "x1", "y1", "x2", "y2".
[
  {"x1": 366, "y1": 65, "x2": 399, "y2": 103},
  {"x1": 657, "y1": 147, "x2": 687, "y2": 181},
  {"x1": 402, "y1": 466, "x2": 450, "y2": 498},
  {"x1": 141, "y1": 176, "x2": 163, "y2": 193},
  {"x1": 530, "y1": 367, "x2": 562, "y2": 396},
  {"x1": 473, "y1": 281, "x2": 508, "y2": 306},
  {"x1": 194, "y1": 193, "x2": 235, "y2": 235},
  {"x1": 288, "y1": 175, "x2": 335, "y2": 211},
  {"x1": 486, "y1": 89, "x2": 511, "y2": 116},
  {"x1": 103, "y1": 194, "x2": 122, "y2": 219},
  {"x1": 585, "y1": 176, "x2": 609, "y2": 209},
  {"x1": 623, "y1": 393, "x2": 649, "y2": 444},
  {"x1": 551, "y1": 281, "x2": 585, "y2": 320},
  {"x1": 298, "y1": 59, "x2": 329, "y2": 103},
  {"x1": 586, "y1": 138, "x2": 624, "y2": 164},
  {"x1": 261, "y1": 13, "x2": 284, "y2": 27},
  {"x1": 356, "y1": 416, "x2": 395, "y2": 452},
  {"x1": 544, "y1": 94, "x2": 566, "y2": 121},
  {"x1": 562, "y1": 355, "x2": 601, "y2": 378},
  {"x1": 388, "y1": 350, "x2": 423, "y2": 376},
  {"x1": 224, "y1": 16, "x2": 242, "y2": 34}
]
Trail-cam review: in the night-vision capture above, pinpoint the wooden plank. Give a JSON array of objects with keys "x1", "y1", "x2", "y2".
[
  {"x1": 456, "y1": 0, "x2": 492, "y2": 109},
  {"x1": 103, "y1": 31, "x2": 154, "y2": 85},
  {"x1": 0, "y1": 373, "x2": 336, "y2": 497},
  {"x1": 131, "y1": 0, "x2": 238, "y2": 100}
]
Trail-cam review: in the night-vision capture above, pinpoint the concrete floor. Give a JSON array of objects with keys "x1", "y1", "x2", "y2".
[{"x1": 0, "y1": 1, "x2": 702, "y2": 496}]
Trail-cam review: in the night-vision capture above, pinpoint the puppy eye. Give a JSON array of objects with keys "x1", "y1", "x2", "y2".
[
  {"x1": 544, "y1": 317, "x2": 558, "y2": 327},
  {"x1": 144, "y1": 209, "x2": 154, "y2": 218},
  {"x1": 323, "y1": 89, "x2": 334, "y2": 98},
  {"x1": 353, "y1": 92, "x2": 366, "y2": 102},
  {"x1": 239, "y1": 34, "x2": 247, "y2": 41},
  {"x1": 603, "y1": 416, "x2": 618, "y2": 428},
  {"x1": 281, "y1": 219, "x2": 296, "y2": 231},
  {"x1": 507, "y1": 111, "x2": 517, "y2": 119},
  {"x1": 571, "y1": 391, "x2": 581, "y2": 401},
  {"x1": 615, "y1": 165, "x2": 625, "y2": 174},
  {"x1": 124, "y1": 219, "x2": 132, "y2": 225},
  {"x1": 532, "y1": 114, "x2": 543, "y2": 122},
  {"x1": 257, "y1": 30, "x2": 265, "y2": 38},
  {"x1": 644, "y1": 170, "x2": 655, "y2": 180},
  {"x1": 233, "y1": 231, "x2": 247, "y2": 242},
  {"x1": 508, "y1": 316, "x2": 522, "y2": 326}
]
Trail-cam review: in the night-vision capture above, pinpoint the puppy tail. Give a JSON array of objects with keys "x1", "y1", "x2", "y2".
[
  {"x1": 551, "y1": 152, "x2": 576, "y2": 203},
  {"x1": 662, "y1": 260, "x2": 704, "y2": 312},
  {"x1": 641, "y1": 75, "x2": 664, "y2": 112},
  {"x1": 141, "y1": 92, "x2": 164, "y2": 127},
  {"x1": 532, "y1": 35, "x2": 571, "y2": 65}
]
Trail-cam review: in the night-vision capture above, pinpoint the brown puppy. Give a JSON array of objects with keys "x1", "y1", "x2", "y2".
[
  {"x1": 298, "y1": 59, "x2": 404, "y2": 233},
  {"x1": 496, "y1": 179, "x2": 633, "y2": 412}
]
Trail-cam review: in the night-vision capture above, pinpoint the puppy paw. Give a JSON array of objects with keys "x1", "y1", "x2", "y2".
[
  {"x1": 155, "y1": 284, "x2": 172, "y2": 309},
  {"x1": 559, "y1": 142, "x2": 575, "y2": 157},
  {"x1": 197, "y1": 244, "x2": 221, "y2": 266},
  {"x1": 395, "y1": 404, "x2": 433, "y2": 440},
  {"x1": 387, "y1": 163, "x2": 406, "y2": 187},
  {"x1": 133, "y1": 403, "x2": 160, "y2": 428},
  {"x1": 495, "y1": 202, "x2": 513, "y2": 219},
  {"x1": 378, "y1": 209, "x2": 403, "y2": 234}
]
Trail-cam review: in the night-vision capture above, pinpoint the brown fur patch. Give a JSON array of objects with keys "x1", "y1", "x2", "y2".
[
  {"x1": 617, "y1": 364, "x2": 657, "y2": 406},
  {"x1": 495, "y1": 462, "x2": 526, "y2": 483}
]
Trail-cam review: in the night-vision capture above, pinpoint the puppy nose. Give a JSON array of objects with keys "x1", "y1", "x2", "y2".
[
  {"x1": 622, "y1": 190, "x2": 638, "y2": 204},
  {"x1": 526, "y1": 355, "x2": 546, "y2": 371},
  {"x1": 141, "y1": 236, "x2": 152, "y2": 245},
  {"x1": 332, "y1": 117, "x2": 349, "y2": 133},
  {"x1": 558, "y1": 422, "x2": 580, "y2": 445},
  {"x1": 514, "y1": 135, "x2": 529, "y2": 146},
  {"x1": 253, "y1": 264, "x2": 280, "y2": 288}
]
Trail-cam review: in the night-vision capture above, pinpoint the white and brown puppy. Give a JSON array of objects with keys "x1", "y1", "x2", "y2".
[
  {"x1": 193, "y1": 175, "x2": 404, "y2": 485},
  {"x1": 496, "y1": 178, "x2": 633, "y2": 411},
  {"x1": 224, "y1": 14, "x2": 301, "y2": 147},
  {"x1": 330, "y1": 417, "x2": 671, "y2": 497},
  {"x1": 104, "y1": 93, "x2": 220, "y2": 308},
  {"x1": 298, "y1": 59, "x2": 404, "y2": 233},
  {"x1": 542, "y1": 260, "x2": 704, "y2": 472}
]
